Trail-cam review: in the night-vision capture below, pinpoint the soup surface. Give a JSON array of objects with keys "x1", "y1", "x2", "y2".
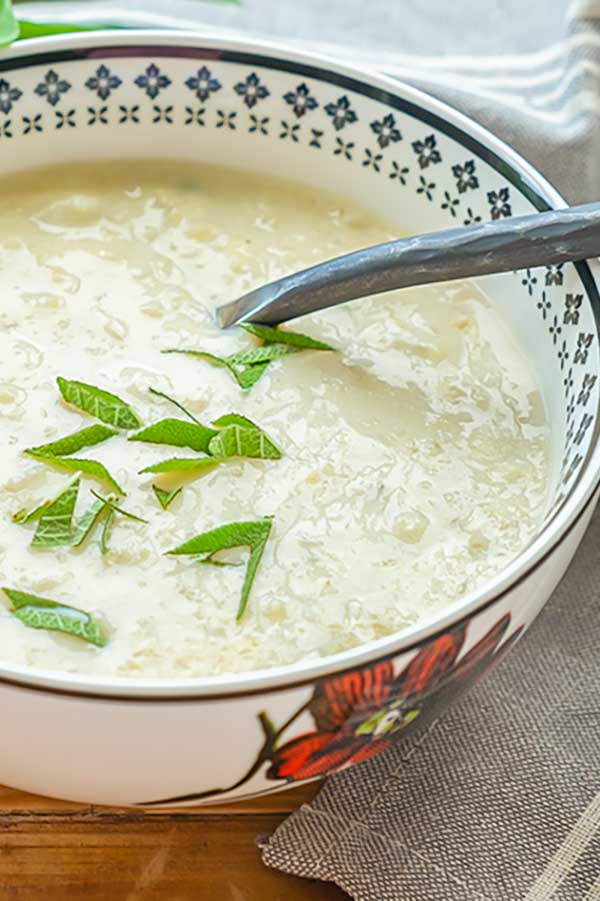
[{"x1": 0, "y1": 161, "x2": 548, "y2": 679}]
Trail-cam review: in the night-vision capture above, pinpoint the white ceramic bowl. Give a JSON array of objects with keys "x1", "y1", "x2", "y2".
[{"x1": 0, "y1": 30, "x2": 598, "y2": 807}]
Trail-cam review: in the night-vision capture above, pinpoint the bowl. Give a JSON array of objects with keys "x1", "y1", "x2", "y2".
[{"x1": 0, "y1": 29, "x2": 598, "y2": 807}]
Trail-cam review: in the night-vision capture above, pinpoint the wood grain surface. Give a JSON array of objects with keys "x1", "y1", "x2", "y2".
[{"x1": 0, "y1": 783, "x2": 345, "y2": 900}]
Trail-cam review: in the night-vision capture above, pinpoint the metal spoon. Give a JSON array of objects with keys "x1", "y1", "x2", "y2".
[{"x1": 216, "y1": 202, "x2": 600, "y2": 328}]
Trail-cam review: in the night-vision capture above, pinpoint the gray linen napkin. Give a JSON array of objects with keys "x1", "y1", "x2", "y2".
[
  {"x1": 259, "y1": 7, "x2": 600, "y2": 897},
  {"x1": 17, "y1": 2, "x2": 600, "y2": 897}
]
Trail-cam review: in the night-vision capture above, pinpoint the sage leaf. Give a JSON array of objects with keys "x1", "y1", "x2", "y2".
[
  {"x1": 25, "y1": 424, "x2": 117, "y2": 458},
  {"x1": 100, "y1": 509, "x2": 115, "y2": 555},
  {"x1": 152, "y1": 485, "x2": 182, "y2": 510},
  {"x1": 162, "y1": 349, "x2": 268, "y2": 390},
  {"x1": 241, "y1": 322, "x2": 334, "y2": 350},
  {"x1": 236, "y1": 362, "x2": 270, "y2": 389},
  {"x1": 57, "y1": 376, "x2": 141, "y2": 430},
  {"x1": 227, "y1": 344, "x2": 301, "y2": 366},
  {"x1": 89, "y1": 490, "x2": 148, "y2": 523},
  {"x1": 167, "y1": 518, "x2": 273, "y2": 620},
  {"x1": 31, "y1": 476, "x2": 80, "y2": 548},
  {"x1": 12, "y1": 499, "x2": 51, "y2": 524},
  {"x1": 129, "y1": 419, "x2": 217, "y2": 453},
  {"x1": 70, "y1": 498, "x2": 108, "y2": 548},
  {"x1": 27, "y1": 453, "x2": 125, "y2": 496},
  {"x1": 139, "y1": 457, "x2": 221, "y2": 476},
  {"x1": 148, "y1": 387, "x2": 201, "y2": 424},
  {"x1": 208, "y1": 424, "x2": 281, "y2": 460},
  {"x1": 3, "y1": 587, "x2": 107, "y2": 647}
]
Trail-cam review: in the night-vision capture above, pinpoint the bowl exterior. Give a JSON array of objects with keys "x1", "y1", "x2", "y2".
[
  {"x1": 0, "y1": 32, "x2": 598, "y2": 805},
  {"x1": 0, "y1": 490, "x2": 595, "y2": 807}
]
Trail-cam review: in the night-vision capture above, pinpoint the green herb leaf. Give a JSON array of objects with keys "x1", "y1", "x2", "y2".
[
  {"x1": 129, "y1": 419, "x2": 217, "y2": 453},
  {"x1": 2, "y1": 587, "x2": 107, "y2": 647},
  {"x1": 241, "y1": 323, "x2": 335, "y2": 350},
  {"x1": 27, "y1": 454, "x2": 125, "y2": 496},
  {"x1": 162, "y1": 349, "x2": 237, "y2": 377},
  {"x1": 89, "y1": 490, "x2": 148, "y2": 523},
  {"x1": 56, "y1": 376, "x2": 141, "y2": 430},
  {"x1": 70, "y1": 498, "x2": 108, "y2": 548},
  {"x1": 167, "y1": 518, "x2": 273, "y2": 620},
  {"x1": 208, "y1": 424, "x2": 281, "y2": 461},
  {"x1": 25, "y1": 424, "x2": 117, "y2": 458},
  {"x1": 227, "y1": 344, "x2": 301, "y2": 366},
  {"x1": 100, "y1": 509, "x2": 116, "y2": 556},
  {"x1": 152, "y1": 485, "x2": 182, "y2": 510},
  {"x1": 236, "y1": 362, "x2": 270, "y2": 389},
  {"x1": 162, "y1": 349, "x2": 269, "y2": 391},
  {"x1": 31, "y1": 477, "x2": 80, "y2": 548},
  {"x1": 12, "y1": 499, "x2": 52, "y2": 524},
  {"x1": 139, "y1": 457, "x2": 221, "y2": 476},
  {"x1": 211, "y1": 413, "x2": 263, "y2": 429},
  {"x1": 148, "y1": 387, "x2": 201, "y2": 424}
]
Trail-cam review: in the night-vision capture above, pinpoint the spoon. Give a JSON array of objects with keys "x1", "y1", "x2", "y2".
[{"x1": 216, "y1": 202, "x2": 600, "y2": 328}]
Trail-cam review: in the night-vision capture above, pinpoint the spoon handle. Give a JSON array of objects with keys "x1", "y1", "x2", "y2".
[{"x1": 217, "y1": 202, "x2": 600, "y2": 328}]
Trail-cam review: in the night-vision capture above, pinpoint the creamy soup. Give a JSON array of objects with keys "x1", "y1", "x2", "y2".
[{"x1": 0, "y1": 161, "x2": 549, "y2": 678}]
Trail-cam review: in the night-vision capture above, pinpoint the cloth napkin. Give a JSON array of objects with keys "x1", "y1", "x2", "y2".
[{"x1": 16, "y1": 2, "x2": 600, "y2": 898}]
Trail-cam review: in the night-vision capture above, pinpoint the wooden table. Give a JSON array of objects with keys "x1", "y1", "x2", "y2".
[{"x1": 0, "y1": 783, "x2": 346, "y2": 899}]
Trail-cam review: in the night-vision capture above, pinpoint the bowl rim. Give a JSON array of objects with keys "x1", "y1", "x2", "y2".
[{"x1": 1, "y1": 27, "x2": 599, "y2": 700}]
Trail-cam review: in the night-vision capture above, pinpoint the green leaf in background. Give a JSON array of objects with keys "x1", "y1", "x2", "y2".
[
  {"x1": 100, "y1": 509, "x2": 116, "y2": 556},
  {"x1": 167, "y1": 518, "x2": 274, "y2": 620},
  {"x1": 70, "y1": 497, "x2": 108, "y2": 548},
  {"x1": 27, "y1": 453, "x2": 125, "y2": 496},
  {"x1": 148, "y1": 387, "x2": 202, "y2": 425},
  {"x1": 56, "y1": 376, "x2": 141, "y2": 430},
  {"x1": 129, "y1": 419, "x2": 217, "y2": 453},
  {"x1": 208, "y1": 422, "x2": 281, "y2": 461},
  {"x1": 2, "y1": 587, "x2": 107, "y2": 647},
  {"x1": 241, "y1": 323, "x2": 335, "y2": 351},
  {"x1": 139, "y1": 457, "x2": 221, "y2": 476},
  {"x1": 152, "y1": 485, "x2": 182, "y2": 510},
  {"x1": 31, "y1": 476, "x2": 80, "y2": 548},
  {"x1": 25, "y1": 424, "x2": 117, "y2": 458},
  {"x1": 12, "y1": 498, "x2": 51, "y2": 524}
]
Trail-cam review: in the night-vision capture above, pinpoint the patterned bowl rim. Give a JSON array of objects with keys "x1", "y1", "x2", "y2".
[{"x1": 0, "y1": 29, "x2": 599, "y2": 701}]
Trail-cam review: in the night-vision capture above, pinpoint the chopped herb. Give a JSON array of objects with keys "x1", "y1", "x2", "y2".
[
  {"x1": 164, "y1": 325, "x2": 335, "y2": 390},
  {"x1": 31, "y1": 476, "x2": 80, "y2": 548},
  {"x1": 12, "y1": 499, "x2": 51, "y2": 524},
  {"x1": 27, "y1": 453, "x2": 125, "y2": 496},
  {"x1": 129, "y1": 419, "x2": 217, "y2": 453},
  {"x1": 2, "y1": 587, "x2": 107, "y2": 647},
  {"x1": 139, "y1": 457, "x2": 221, "y2": 476},
  {"x1": 89, "y1": 490, "x2": 148, "y2": 523},
  {"x1": 56, "y1": 376, "x2": 141, "y2": 430},
  {"x1": 24, "y1": 424, "x2": 117, "y2": 458},
  {"x1": 227, "y1": 344, "x2": 301, "y2": 366},
  {"x1": 241, "y1": 323, "x2": 334, "y2": 350},
  {"x1": 70, "y1": 498, "x2": 108, "y2": 548},
  {"x1": 167, "y1": 518, "x2": 273, "y2": 620},
  {"x1": 148, "y1": 387, "x2": 201, "y2": 424},
  {"x1": 208, "y1": 423, "x2": 281, "y2": 460},
  {"x1": 152, "y1": 485, "x2": 182, "y2": 510},
  {"x1": 161, "y1": 349, "x2": 246, "y2": 386},
  {"x1": 100, "y1": 509, "x2": 116, "y2": 556},
  {"x1": 237, "y1": 362, "x2": 270, "y2": 389}
]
